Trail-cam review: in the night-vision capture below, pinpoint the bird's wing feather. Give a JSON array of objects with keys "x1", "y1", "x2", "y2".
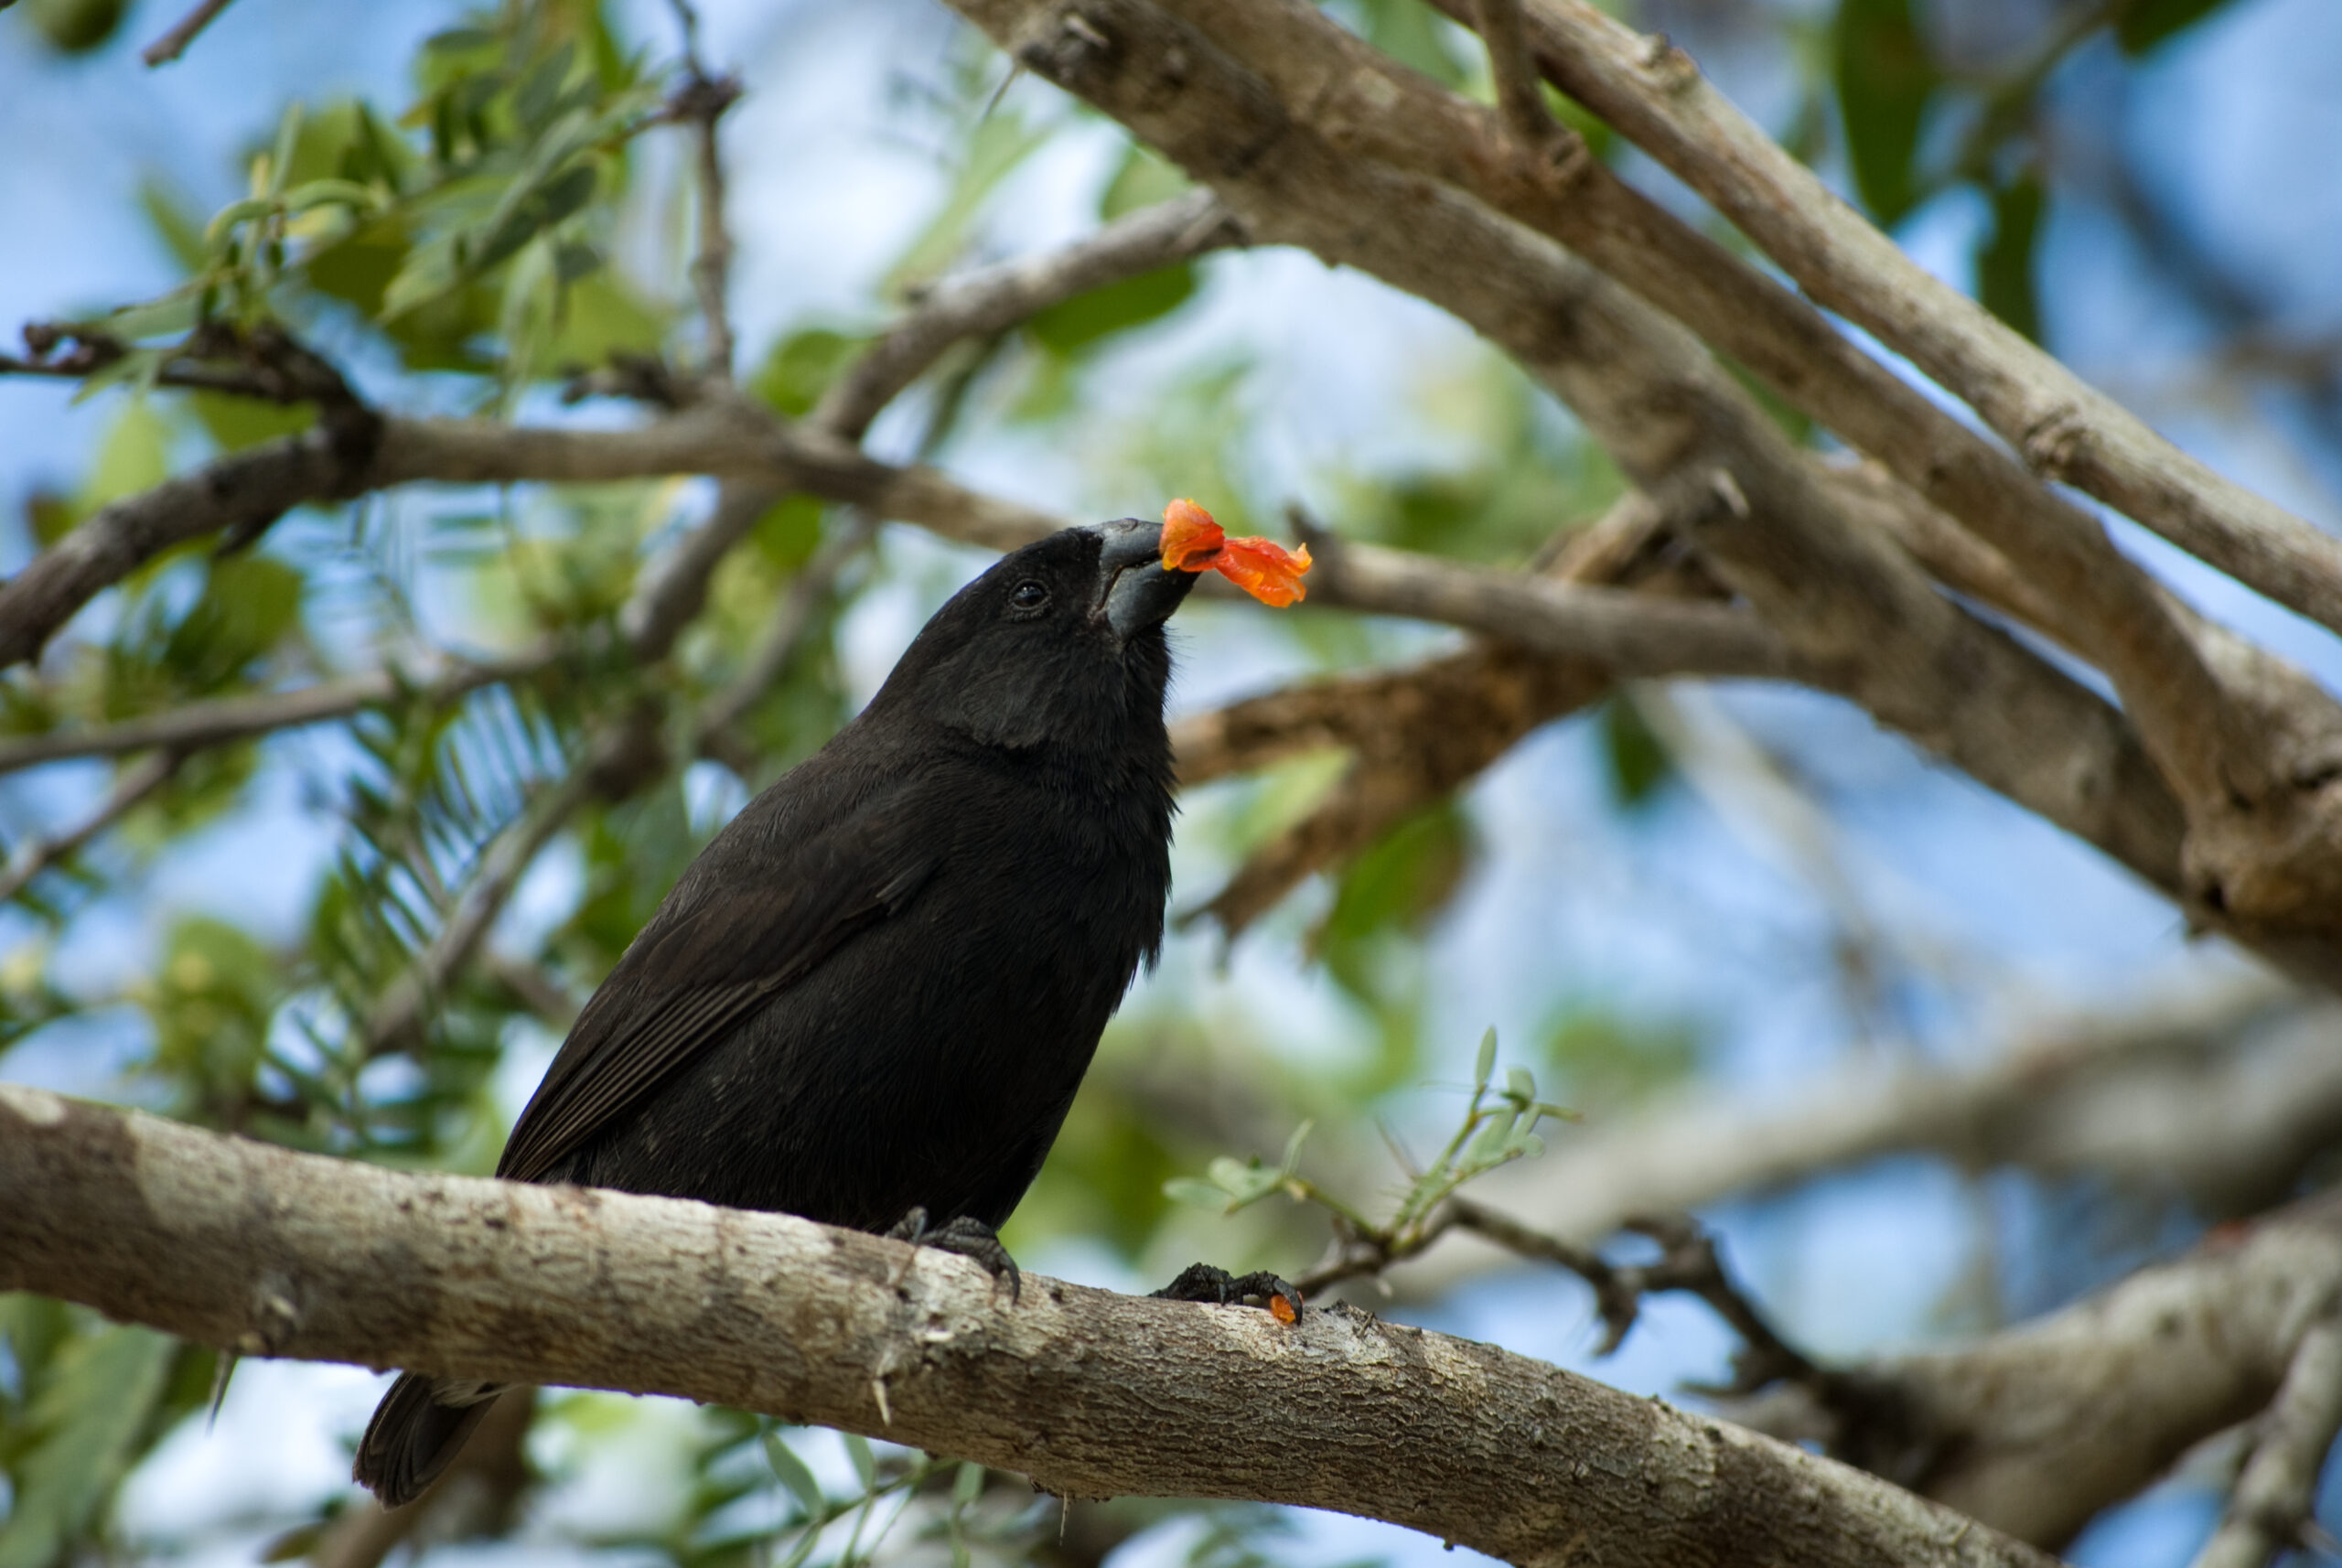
[{"x1": 495, "y1": 777, "x2": 940, "y2": 1183}]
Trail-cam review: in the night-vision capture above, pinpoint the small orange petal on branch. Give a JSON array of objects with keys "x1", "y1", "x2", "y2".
[
  {"x1": 1158, "y1": 499, "x2": 1313, "y2": 607},
  {"x1": 1269, "y1": 1291, "x2": 1301, "y2": 1326}
]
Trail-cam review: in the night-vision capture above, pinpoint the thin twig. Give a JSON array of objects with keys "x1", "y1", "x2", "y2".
[
  {"x1": 661, "y1": 0, "x2": 741, "y2": 382},
  {"x1": 673, "y1": 73, "x2": 744, "y2": 381},
  {"x1": 0, "y1": 650, "x2": 553, "y2": 779},
  {"x1": 694, "y1": 513, "x2": 879, "y2": 749},
  {"x1": 1474, "y1": 0, "x2": 1566, "y2": 154},
  {"x1": 0, "y1": 752, "x2": 179, "y2": 904},
  {"x1": 139, "y1": 0, "x2": 237, "y2": 66},
  {"x1": 2189, "y1": 1305, "x2": 2342, "y2": 1568},
  {"x1": 811, "y1": 189, "x2": 1244, "y2": 442},
  {"x1": 360, "y1": 756, "x2": 618, "y2": 1057}
]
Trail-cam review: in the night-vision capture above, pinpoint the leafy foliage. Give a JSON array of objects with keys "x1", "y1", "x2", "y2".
[{"x1": 0, "y1": 0, "x2": 2303, "y2": 1563}]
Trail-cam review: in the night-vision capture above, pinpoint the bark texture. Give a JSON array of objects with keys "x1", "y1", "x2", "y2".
[{"x1": 0, "y1": 1083, "x2": 2059, "y2": 1568}]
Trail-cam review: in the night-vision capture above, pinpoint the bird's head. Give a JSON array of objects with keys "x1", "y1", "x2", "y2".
[{"x1": 870, "y1": 519, "x2": 1198, "y2": 755}]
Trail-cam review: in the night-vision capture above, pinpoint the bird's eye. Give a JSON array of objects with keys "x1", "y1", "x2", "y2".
[{"x1": 1007, "y1": 579, "x2": 1050, "y2": 613}]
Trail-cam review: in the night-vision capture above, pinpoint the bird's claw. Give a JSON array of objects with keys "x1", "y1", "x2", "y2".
[
  {"x1": 1151, "y1": 1262, "x2": 1305, "y2": 1324},
  {"x1": 886, "y1": 1207, "x2": 1022, "y2": 1304}
]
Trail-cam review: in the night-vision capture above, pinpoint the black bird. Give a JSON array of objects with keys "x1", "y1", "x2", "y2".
[{"x1": 357, "y1": 518, "x2": 1233, "y2": 1507}]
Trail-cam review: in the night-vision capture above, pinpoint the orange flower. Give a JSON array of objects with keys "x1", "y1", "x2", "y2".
[
  {"x1": 1157, "y1": 499, "x2": 1313, "y2": 607},
  {"x1": 1160, "y1": 497, "x2": 1226, "y2": 572}
]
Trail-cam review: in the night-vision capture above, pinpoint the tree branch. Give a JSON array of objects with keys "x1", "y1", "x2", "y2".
[
  {"x1": 139, "y1": 0, "x2": 238, "y2": 66},
  {"x1": 0, "y1": 1084, "x2": 2062, "y2": 1568},
  {"x1": 664, "y1": 59, "x2": 744, "y2": 382},
  {"x1": 0, "y1": 413, "x2": 380, "y2": 670},
  {"x1": 811, "y1": 188, "x2": 1246, "y2": 442},
  {"x1": 1454, "y1": 0, "x2": 2342, "y2": 648},
  {"x1": 1405, "y1": 976, "x2": 2328, "y2": 1298},
  {"x1": 1150, "y1": 0, "x2": 2256, "y2": 822},
  {"x1": 2188, "y1": 1305, "x2": 2342, "y2": 1568},
  {"x1": 1473, "y1": 0, "x2": 1568, "y2": 156},
  {"x1": 0, "y1": 651, "x2": 549, "y2": 779},
  {"x1": 1821, "y1": 1191, "x2": 2342, "y2": 1547},
  {"x1": 0, "y1": 750, "x2": 178, "y2": 903},
  {"x1": 951, "y1": 0, "x2": 2228, "y2": 960}
]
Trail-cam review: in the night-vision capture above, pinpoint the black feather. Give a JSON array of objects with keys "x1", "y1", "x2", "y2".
[{"x1": 354, "y1": 521, "x2": 1197, "y2": 1506}]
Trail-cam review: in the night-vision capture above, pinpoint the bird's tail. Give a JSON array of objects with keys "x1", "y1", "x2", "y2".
[{"x1": 352, "y1": 1372, "x2": 506, "y2": 1508}]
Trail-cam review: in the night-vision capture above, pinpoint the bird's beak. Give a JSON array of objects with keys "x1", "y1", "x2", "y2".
[{"x1": 1095, "y1": 518, "x2": 1199, "y2": 641}]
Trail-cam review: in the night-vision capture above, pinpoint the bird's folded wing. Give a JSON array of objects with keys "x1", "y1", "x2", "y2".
[{"x1": 494, "y1": 781, "x2": 940, "y2": 1184}]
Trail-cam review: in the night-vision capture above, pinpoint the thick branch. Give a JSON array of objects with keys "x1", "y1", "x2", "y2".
[
  {"x1": 0, "y1": 404, "x2": 1785, "y2": 703},
  {"x1": 1151, "y1": 0, "x2": 2249, "y2": 814},
  {"x1": 0, "y1": 416, "x2": 378, "y2": 669},
  {"x1": 1464, "y1": 0, "x2": 2342, "y2": 646},
  {"x1": 1841, "y1": 1192, "x2": 2342, "y2": 1546},
  {"x1": 955, "y1": 0, "x2": 2208, "y2": 949},
  {"x1": 0, "y1": 1085, "x2": 2058, "y2": 1568}
]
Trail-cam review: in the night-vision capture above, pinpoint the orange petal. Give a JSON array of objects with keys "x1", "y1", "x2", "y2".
[
  {"x1": 1269, "y1": 1291, "x2": 1300, "y2": 1325},
  {"x1": 1160, "y1": 498, "x2": 1226, "y2": 573},
  {"x1": 1212, "y1": 535, "x2": 1312, "y2": 607}
]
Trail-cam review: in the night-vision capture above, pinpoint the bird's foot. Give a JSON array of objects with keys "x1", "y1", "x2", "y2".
[
  {"x1": 1151, "y1": 1263, "x2": 1305, "y2": 1324},
  {"x1": 885, "y1": 1207, "x2": 1022, "y2": 1304}
]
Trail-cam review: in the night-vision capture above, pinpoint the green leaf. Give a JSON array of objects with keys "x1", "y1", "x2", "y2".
[
  {"x1": 1026, "y1": 263, "x2": 1196, "y2": 357},
  {"x1": 188, "y1": 391, "x2": 315, "y2": 454},
  {"x1": 1316, "y1": 800, "x2": 1476, "y2": 995},
  {"x1": 1207, "y1": 1155, "x2": 1275, "y2": 1202},
  {"x1": 1832, "y1": 0, "x2": 1938, "y2": 225},
  {"x1": 547, "y1": 267, "x2": 667, "y2": 370},
  {"x1": 843, "y1": 1431, "x2": 876, "y2": 1491},
  {"x1": 21, "y1": 0, "x2": 127, "y2": 54},
  {"x1": 1975, "y1": 175, "x2": 2045, "y2": 343},
  {"x1": 0, "y1": 1322, "x2": 175, "y2": 1568},
  {"x1": 883, "y1": 112, "x2": 1051, "y2": 295},
  {"x1": 751, "y1": 328, "x2": 865, "y2": 419},
  {"x1": 1163, "y1": 1176, "x2": 1236, "y2": 1212},
  {"x1": 1503, "y1": 1064, "x2": 1536, "y2": 1106},
  {"x1": 1100, "y1": 144, "x2": 1190, "y2": 220},
  {"x1": 98, "y1": 289, "x2": 203, "y2": 345},
  {"x1": 1462, "y1": 1103, "x2": 1518, "y2": 1169},
  {"x1": 1358, "y1": 0, "x2": 1467, "y2": 87},
  {"x1": 81, "y1": 399, "x2": 174, "y2": 516},
  {"x1": 1600, "y1": 693, "x2": 1671, "y2": 809},
  {"x1": 761, "y1": 1425, "x2": 826, "y2": 1517},
  {"x1": 952, "y1": 1460, "x2": 985, "y2": 1505},
  {"x1": 777, "y1": 1525, "x2": 822, "y2": 1568},
  {"x1": 1278, "y1": 1119, "x2": 1314, "y2": 1177},
  {"x1": 139, "y1": 182, "x2": 211, "y2": 274},
  {"x1": 1473, "y1": 1026, "x2": 1498, "y2": 1093},
  {"x1": 2116, "y1": 0, "x2": 2242, "y2": 54}
]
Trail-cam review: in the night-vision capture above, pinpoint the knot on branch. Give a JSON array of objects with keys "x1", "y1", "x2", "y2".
[
  {"x1": 663, "y1": 69, "x2": 742, "y2": 129},
  {"x1": 2020, "y1": 405, "x2": 2094, "y2": 482},
  {"x1": 561, "y1": 350, "x2": 693, "y2": 410}
]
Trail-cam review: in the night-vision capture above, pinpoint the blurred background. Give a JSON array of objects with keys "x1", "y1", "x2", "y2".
[{"x1": 3, "y1": 0, "x2": 2340, "y2": 1564}]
